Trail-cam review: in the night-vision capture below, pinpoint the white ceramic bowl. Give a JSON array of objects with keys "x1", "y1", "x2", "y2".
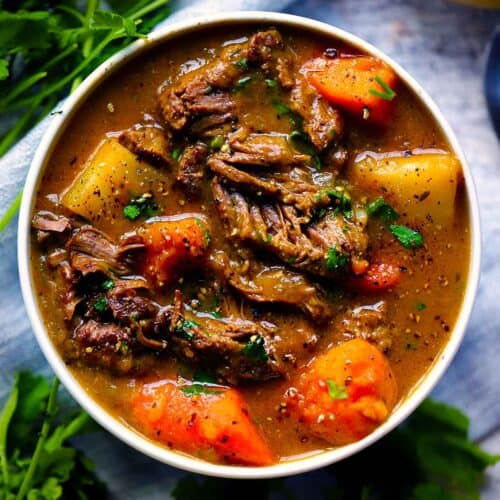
[{"x1": 18, "y1": 11, "x2": 481, "y2": 479}]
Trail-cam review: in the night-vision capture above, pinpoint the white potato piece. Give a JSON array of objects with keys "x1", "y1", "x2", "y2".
[
  {"x1": 62, "y1": 138, "x2": 164, "y2": 226},
  {"x1": 350, "y1": 152, "x2": 462, "y2": 226}
]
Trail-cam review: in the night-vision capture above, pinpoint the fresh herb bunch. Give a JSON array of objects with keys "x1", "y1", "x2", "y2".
[
  {"x1": 172, "y1": 400, "x2": 500, "y2": 500},
  {"x1": 0, "y1": 0, "x2": 171, "y2": 232},
  {"x1": 0, "y1": 372, "x2": 106, "y2": 499}
]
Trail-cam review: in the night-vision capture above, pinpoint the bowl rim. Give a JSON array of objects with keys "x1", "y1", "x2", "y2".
[{"x1": 17, "y1": 10, "x2": 481, "y2": 479}]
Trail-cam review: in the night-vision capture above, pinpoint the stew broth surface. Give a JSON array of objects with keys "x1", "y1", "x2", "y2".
[{"x1": 31, "y1": 24, "x2": 470, "y2": 464}]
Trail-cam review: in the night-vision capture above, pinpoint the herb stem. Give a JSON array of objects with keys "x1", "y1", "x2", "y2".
[
  {"x1": 0, "y1": 96, "x2": 41, "y2": 157},
  {"x1": 1, "y1": 72, "x2": 47, "y2": 109},
  {"x1": 130, "y1": 0, "x2": 171, "y2": 21},
  {"x1": 0, "y1": 377, "x2": 19, "y2": 496},
  {"x1": 15, "y1": 378, "x2": 59, "y2": 500},
  {"x1": 3, "y1": 32, "x2": 120, "y2": 114},
  {"x1": 0, "y1": 190, "x2": 23, "y2": 233}
]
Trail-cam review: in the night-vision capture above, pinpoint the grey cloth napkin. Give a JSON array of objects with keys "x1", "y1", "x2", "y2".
[{"x1": 1, "y1": 0, "x2": 500, "y2": 498}]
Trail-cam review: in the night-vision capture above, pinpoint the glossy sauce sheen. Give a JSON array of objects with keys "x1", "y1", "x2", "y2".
[{"x1": 32, "y1": 25, "x2": 470, "y2": 463}]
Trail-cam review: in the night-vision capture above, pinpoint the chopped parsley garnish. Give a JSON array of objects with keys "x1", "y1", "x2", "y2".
[
  {"x1": 209, "y1": 135, "x2": 224, "y2": 150},
  {"x1": 272, "y1": 99, "x2": 292, "y2": 115},
  {"x1": 179, "y1": 384, "x2": 223, "y2": 397},
  {"x1": 416, "y1": 303, "x2": 427, "y2": 311},
  {"x1": 175, "y1": 319, "x2": 199, "y2": 341},
  {"x1": 326, "y1": 379, "x2": 349, "y2": 401},
  {"x1": 195, "y1": 218, "x2": 211, "y2": 245},
  {"x1": 234, "y1": 76, "x2": 253, "y2": 90},
  {"x1": 389, "y1": 225, "x2": 424, "y2": 249},
  {"x1": 93, "y1": 296, "x2": 108, "y2": 312},
  {"x1": 326, "y1": 245, "x2": 349, "y2": 271},
  {"x1": 171, "y1": 147, "x2": 182, "y2": 161},
  {"x1": 123, "y1": 193, "x2": 157, "y2": 221},
  {"x1": 289, "y1": 130, "x2": 321, "y2": 169},
  {"x1": 366, "y1": 197, "x2": 399, "y2": 224},
  {"x1": 265, "y1": 78, "x2": 279, "y2": 88},
  {"x1": 241, "y1": 335, "x2": 269, "y2": 362},
  {"x1": 234, "y1": 57, "x2": 248, "y2": 69},
  {"x1": 369, "y1": 75, "x2": 397, "y2": 101},
  {"x1": 319, "y1": 188, "x2": 352, "y2": 219},
  {"x1": 101, "y1": 278, "x2": 115, "y2": 291}
]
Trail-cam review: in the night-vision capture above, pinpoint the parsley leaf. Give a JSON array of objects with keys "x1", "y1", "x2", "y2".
[
  {"x1": 123, "y1": 193, "x2": 157, "y2": 220},
  {"x1": 234, "y1": 57, "x2": 248, "y2": 69},
  {"x1": 390, "y1": 224, "x2": 424, "y2": 249},
  {"x1": 289, "y1": 130, "x2": 322, "y2": 169},
  {"x1": 175, "y1": 320, "x2": 199, "y2": 341},
  {"x1": 326, "y1": 380, "x2": 349, "y2": 401},
  {"x1": 369, "y1": 75, "x2": 397, "y2": 101},
  {"x1": 318, "y1": 188, "x2": 353, "y2": 219},
  {"x1": 234, "y1": 76, "x2": 253, "y2": 90},
  {"x1": 366, "y1": 196, "x2": 399, "y2": 224},
  {"x1": 241, "y1": 335, "x2": 269, "y2": 362},
  {"x1": 93, "y1": 297, "x2": 108, "y2": 312},
  {"x1": 101, "y1": 278, "x2": 115, "y2": 291},
  {"x1": 179, "y1": 385, "x2": 223, "y2": 397},
  {"x1": 326, "y1": 245, "x2": 349, "y2": 271},
  {"x1": 89, "y1": 10, "x2": 139, "y2": 37},
  {"x1": 0, "y1": 59, "x2": 9, "y2": 81},
  {"x1": 416, "y1": 303, "x2": 427, "y2": 311}
]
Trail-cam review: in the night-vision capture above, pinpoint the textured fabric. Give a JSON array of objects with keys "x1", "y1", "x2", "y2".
[{"x1": 0, "y1": 0, "x2": 499, "y2": 498}]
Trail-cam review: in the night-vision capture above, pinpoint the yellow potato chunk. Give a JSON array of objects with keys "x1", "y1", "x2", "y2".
[
  {"x1": 62, "y1": 138, "x2": 164, "y2": 228},
  {"x1": 351, "y1": 152, "x2": 462, "y2": 226}
]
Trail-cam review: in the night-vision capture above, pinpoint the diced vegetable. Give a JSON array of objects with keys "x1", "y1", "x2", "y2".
[
  {"x1": 61, "y1": 138, "x2": 165, "y2": 228},
  {"x1": 138, "y1": 217, "x2": 211, "y2": 286},
  {"x1": 132, "y1": 380, "x2": 274, "y2": 466},
  {"x1": 351, "y1": 152, "x2": 461, "y2": 227},
  {"x1": 348, "y1": 262, "x2": 402, "y2": 293},
  {"x1": 305, "y1": 56, "x2": 398, "y2": 125},
  {"x1": 286, "y1": 339, "x2": 397, "y2": 445}
]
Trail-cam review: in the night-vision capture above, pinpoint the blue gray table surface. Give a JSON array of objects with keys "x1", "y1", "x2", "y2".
[{"x1": 0, "y1": 0, "x2": 499, "y2": 497}]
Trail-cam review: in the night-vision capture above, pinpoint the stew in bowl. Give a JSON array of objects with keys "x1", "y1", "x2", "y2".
[{"x1": 20, "y1": 13, "x2": 479, "y2": 475}]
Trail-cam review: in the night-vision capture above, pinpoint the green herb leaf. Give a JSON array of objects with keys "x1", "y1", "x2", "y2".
[
  {"x1": 123, "y1": 193, "x2": 157, "y2": 220},
  {"x1": 241, "y1": 335, "x2": 269, "y2": 362},
  {"x1": 369, "y1": 75, "x2": 397, "y2": 101},
  {"x1": 101, "y1": 278, "x2": 115, "y2": 291},
  {"x1": 416, "y1": 303, "x2": 427, "y2": 311},
  {"x1": 179, "y1": 385, "x2": 223, "y2": 397},
  {"x1": 325, "y1": 245, "x2": 349, "y2": 271},
  {"x1": 272, "y1": 99, "x2": 292, "y2": 115},
  {"x1": 289, "y1": 130, "x2": 321, "y2": 169},
  {"x1": 234, "y1": 57, "x2": 248, "y2": 69},
  {"x1": 0, "y1": 59, "x2": 9, "y2": 81},
  {"x1": 209, "y1": 135, "x2": 224, "y2": 150},
  {"x1": 175, "y1": 320, "x2": 199, "y2": 341},
  {"x1": 195, "y1": 218, "x2": 211, "y2": 245},
  {"x1": 326, "y1": 379, "x2": 348, "y2": 401},
  {"x1": 89, "y1": 10, "x2": 138, "y2": 37},
  {"x1": 389, "y1": 224, "x2": 424, "y2": 249},
  {"x1": 265, "y1": 78, "x2": 279, "y2": 88},
  {"x1": 0, "y1": 372, "x2": 105, "y2": 499},
  {"x1": 0, "y1": 11, "x2": 51, "y2": 52},
  {"x1": 234, "y1": 76, "x2": 253, "y2": 90},
  {"x1": 171, "y1": 147, "x2": 182, "y2": 161},
  {"x1": 93, "y1": 297, "x2": 108, "y2": 312},
  {"x1": 319, "y1": 188, "x2": 352, "y2": 218},
  {"x1": 366, "y1": 197, "x2": 399, "y2": 224}
]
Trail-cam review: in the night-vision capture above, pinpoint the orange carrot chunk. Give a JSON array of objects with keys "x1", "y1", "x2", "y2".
[
  {"x1": 286, "y1": 338, "x2": 398, "y2": 445},
  {"x1": 132, "y1": 380, "x2": 275, "y2": 466},
  {"x1": 348, "y1": 262, "x2": 402, "y2": 293},
  {"x1": 138, "y1": 216, "x2": 210, "y2": 286},
  {"x1": 305, "y1": 56, "x2": 398, "y2": 125}
]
